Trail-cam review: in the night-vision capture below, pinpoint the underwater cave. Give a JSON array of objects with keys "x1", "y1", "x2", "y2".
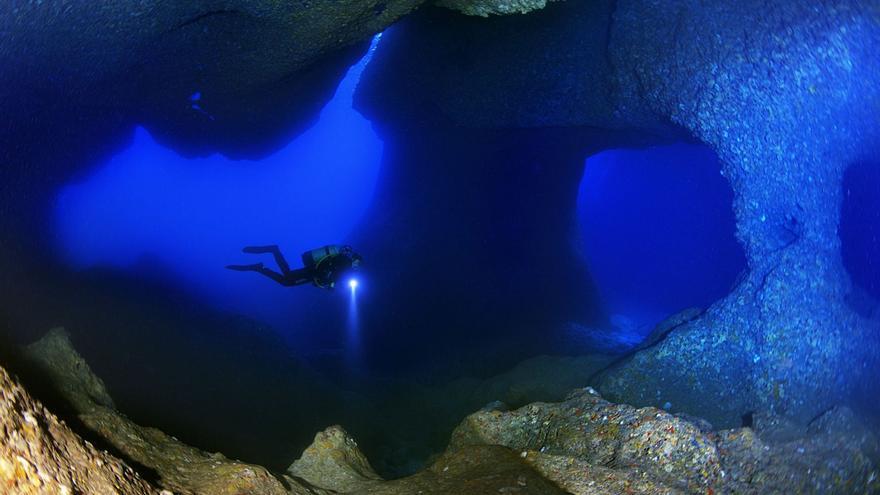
[
  {"x1": 0, "y1": 1, "x2": 879, "y2": 494},
  {"x1": 575, "y1": 143, "x2": 746, "y2": 337},
  {"x1": 841, "y1": 160, "x2": 880, "y2": 305}
]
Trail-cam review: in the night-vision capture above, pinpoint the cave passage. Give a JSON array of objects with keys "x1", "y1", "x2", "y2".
[
  {"x1": 53, "y1": 37, "x2": 384, "y2": 345},
  {"x1": 576, "y1": 143, "x2": 747, "y2": 336}
]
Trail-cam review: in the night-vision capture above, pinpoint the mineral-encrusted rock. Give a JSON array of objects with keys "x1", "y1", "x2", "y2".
[
  {"x1": 717, "y1": 406, "x2": 880, "y2": 494},
  {"x1": 288, "y1": 426, "x2": 383, "y2": 493},
  {"x1": 292, "y1": 434, "x2": 570, "y2": 494},
  {"x1": 0, "y1": 364, "x2": 155, "y2": 494},
  {"x1": 450, "y1": 388, "x2": 880, "y2": 494},
  {"x1": 436, "y1": 0, "x2": 559, "y2": 16},
  {"x1": 0, "y1": 0, "x2": 422, "y2": 160},
  {"x1": 22, "y1": 328, "x2": 307, "y2": 495},
  {"x1": 599, "y1": 0, "x2": 880, "y2": 428},
  {"x1": 7, "y1": 331, "x2": 880, "y2": 494},
  {"x1": 357, "y1": 0, "x2": 880, "y2": 427},
  {"x1": 451, "y1": 388, "x2": 722, "y2": 492},
  {"x1": 360, "y1": 445, "x2": 570, "y2": 494}
]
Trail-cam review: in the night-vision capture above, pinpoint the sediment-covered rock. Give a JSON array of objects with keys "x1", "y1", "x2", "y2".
[
  {"x1": 0, "y1": 0, "x2": 421, "y2": 160},
  {"x1": 6, "y1": 328, "x2": 879, "y2": 494},
  {"x1": 288, "y1": 426, "x2": 383, "y2": 493},
  {"x1": 21, "y1": 328, "x2": 306, "y2": 495},
  {"x1": 357, "y1": 0, "x2": 880, "y2": 426},
  {"x1": 0, "y1": 362, "x2": 154, "y2": 494},
  {"x1": 450, "y1": 388, "x2": 880, "y2": 494}
]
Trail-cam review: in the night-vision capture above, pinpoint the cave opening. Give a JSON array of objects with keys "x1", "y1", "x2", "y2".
[
  {"x1": 38, "y1": 37, "x2": 614, "y2": 476},
  {"x1": 2, "y1": 0, "x2": 879, "y2": 491},
  {"x1": 52, "y1": 37, "x2": 383, "y2": 351},
  {"x1": 575, "y1": 142, "x2": 747, "y2": 341},
  {"x1": 840, "y1": 161, "x2": 880, "y2": 304}
]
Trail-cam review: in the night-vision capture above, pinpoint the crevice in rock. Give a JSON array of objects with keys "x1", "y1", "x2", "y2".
[{"x1": 169, "y1": 9, "x2": 246, "y2": 32}]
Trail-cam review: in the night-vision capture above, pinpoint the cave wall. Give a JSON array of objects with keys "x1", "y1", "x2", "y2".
[
  {"x1": 0, "y1": 1, "x2": 409, "y2": 265},
  {"x1": 1, "y1": 0, "x2": 876, "y2": 427},
  {"x1": 355, "y1": 0, "x2": 880, "y2": 424},
  {"x1": 0, "y1": 1, "x2": 423, "y2": 158},
  {"x1": 600, "y1": 0, "x2": 880, "y2": 425},
  {"x1": 355, "y1": 1, "x2": 669, "y2": 132}
]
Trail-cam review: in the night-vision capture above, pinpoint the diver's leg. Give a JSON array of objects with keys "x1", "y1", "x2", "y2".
[
  {"x1": 282, "y1": 267, "x2": 313, "y2": 286},
  {"x1": 225, "y1": 262, "x2": 289, "y2": 285},
  {"x1": 242, "y1": 245, "x2": 291, "y2": 274},
  {"x1": 226, "y1": 263, "x2": 264, "y2": 272}
]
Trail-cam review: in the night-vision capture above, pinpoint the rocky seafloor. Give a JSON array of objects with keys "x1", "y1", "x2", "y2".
[{"x1": 1, "y1": 326, "x2": 877, "y2": 494}]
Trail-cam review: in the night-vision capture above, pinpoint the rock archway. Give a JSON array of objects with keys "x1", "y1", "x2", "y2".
[{"x1": 356, "y1": 0, "x2": 880, "y2": 425}]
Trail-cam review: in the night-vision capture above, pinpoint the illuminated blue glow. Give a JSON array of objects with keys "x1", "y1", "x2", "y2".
[
  {"x1": 349, "y1": 279, "x2": 359, "y2": 290},
  {"x1": 576, "y1": 143, "x2": 745, "y2": 328},
  {"x1": 53, "y1": 35, "x2": 383, "y2": 330}
]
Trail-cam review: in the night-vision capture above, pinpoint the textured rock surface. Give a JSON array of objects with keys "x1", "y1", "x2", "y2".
[
  {"x1": 0, "y1": 363, "x2": 154, "y2": 494},
  {"x1": 598, "y1": 0, "x2": 880, "y2": 427},
  {"x1": 21, "y1": 328, "x2": 305, "y2": 495},
  {"x1": 356, "y1": 2, "x2": 645, "y2": 130},
  {"x1": 6, "y1": 330, "x2": 879, "y2": 494},
  {"x1": 451, "y1": 388, "x2": 880, "y2": 494},
  {"x1": 0, "y1": 0, "x2": 421, "y2": 159},
  {"x1": 288, "y1": 426, "x2": 383, "y2": 493},
  {"x1": 357, "y1": 0, "x2": 880, "y2": 426},
  {"x1": 437, "y1": 0, "x2": 559, "y2": 17}
]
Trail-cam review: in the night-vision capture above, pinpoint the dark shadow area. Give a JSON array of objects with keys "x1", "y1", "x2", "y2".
[
  {"x1": 0, "y1": 334, "x2": 163, "y2": 486},
  {"x1": 0, "y1": 37, "x2": 369, "y2": 257},
  {"x1": 0, "y1": 250, "x2": 350, "y2": 472},
  {"x1": 345, "y1": 124, "x2": 683, "y2": 379}
]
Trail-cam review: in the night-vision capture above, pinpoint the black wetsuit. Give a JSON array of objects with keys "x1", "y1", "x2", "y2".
[{"x1": 227, "y1": 244, "x2": 360, "y2": 288}]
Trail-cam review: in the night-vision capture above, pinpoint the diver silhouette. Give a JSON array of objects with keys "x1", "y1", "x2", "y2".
[{"x1": 226, "y1": 245, "x2": 362, "y2": 289}]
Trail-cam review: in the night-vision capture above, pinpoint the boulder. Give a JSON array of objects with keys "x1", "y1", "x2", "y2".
[
  {"x1": 449, "y1": 388, "x2": 880, "y2": 494},
  {"x1": 288, "y1": 426, "x2": 383, "y2": 493},
  {"x1": 7, "y1": 329, "x2": 879, "y2": 494},
  {"x1": 21, "y1": 328, "x2": 309, "y2": 495},
  {"x1": 0, "y1": 364, "x2": 154, "y2": 494}
]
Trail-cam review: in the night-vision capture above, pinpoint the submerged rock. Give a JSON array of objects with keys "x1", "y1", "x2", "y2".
[
  {"x1": 600, "y1": 0, "x2": 880, "y2": 429},
  {"x1": 358, "y1": 0, "x2": 880, "y2": 427},
  {"x1": 21, "y1": 328, "x2": 115, "y2": 412},
  {"x1": 0, "y1": 363, "x2": 154, "y2": 494},
  {"x1": 436, "y1": 0, "x2": 560, "y2": 17},
  {"x1": 0, "y1": 0, "x2": 421, "y2": 165},
  {"x1": 288, "y1": 426, "x2": 383, "y2": 493},
  {"x1": 450, "y1": 388, "x2": 880, "y2": 494},
  {"x1": 7, "y1": 328, "x2": 877, "y2": 494},
  {"x1": 21, "y1": 328, "x2": 304, "y2": 495}
]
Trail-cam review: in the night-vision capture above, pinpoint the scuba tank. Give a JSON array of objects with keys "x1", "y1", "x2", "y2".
[
  {"x1": 300, "y1": 245, "x2": 360, "y2": 289},
  {"x1": 301, "y1": 245, "x2": 341, "y2": 268},
  {"x1": 302, "y1": 245, "x2": 342, "y2": 288}
]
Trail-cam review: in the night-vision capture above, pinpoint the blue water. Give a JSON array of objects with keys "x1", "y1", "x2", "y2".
[
  {"x1": 14, "y1": 18, "x2": 879, "y2": 482},
  {"x1": 842, "y1": 161, "x2": 880, "y2": 300},
  {"x1": 54, "y1": 37, "x2": 383, "y2": 342},
  {"x1": 576, "y1": 143, "x2": 746, "y2": 331}
]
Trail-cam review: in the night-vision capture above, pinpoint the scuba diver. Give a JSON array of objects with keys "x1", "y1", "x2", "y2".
[{"x1": 226, "y1": 245, "x2": 362, "y2": 289}]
